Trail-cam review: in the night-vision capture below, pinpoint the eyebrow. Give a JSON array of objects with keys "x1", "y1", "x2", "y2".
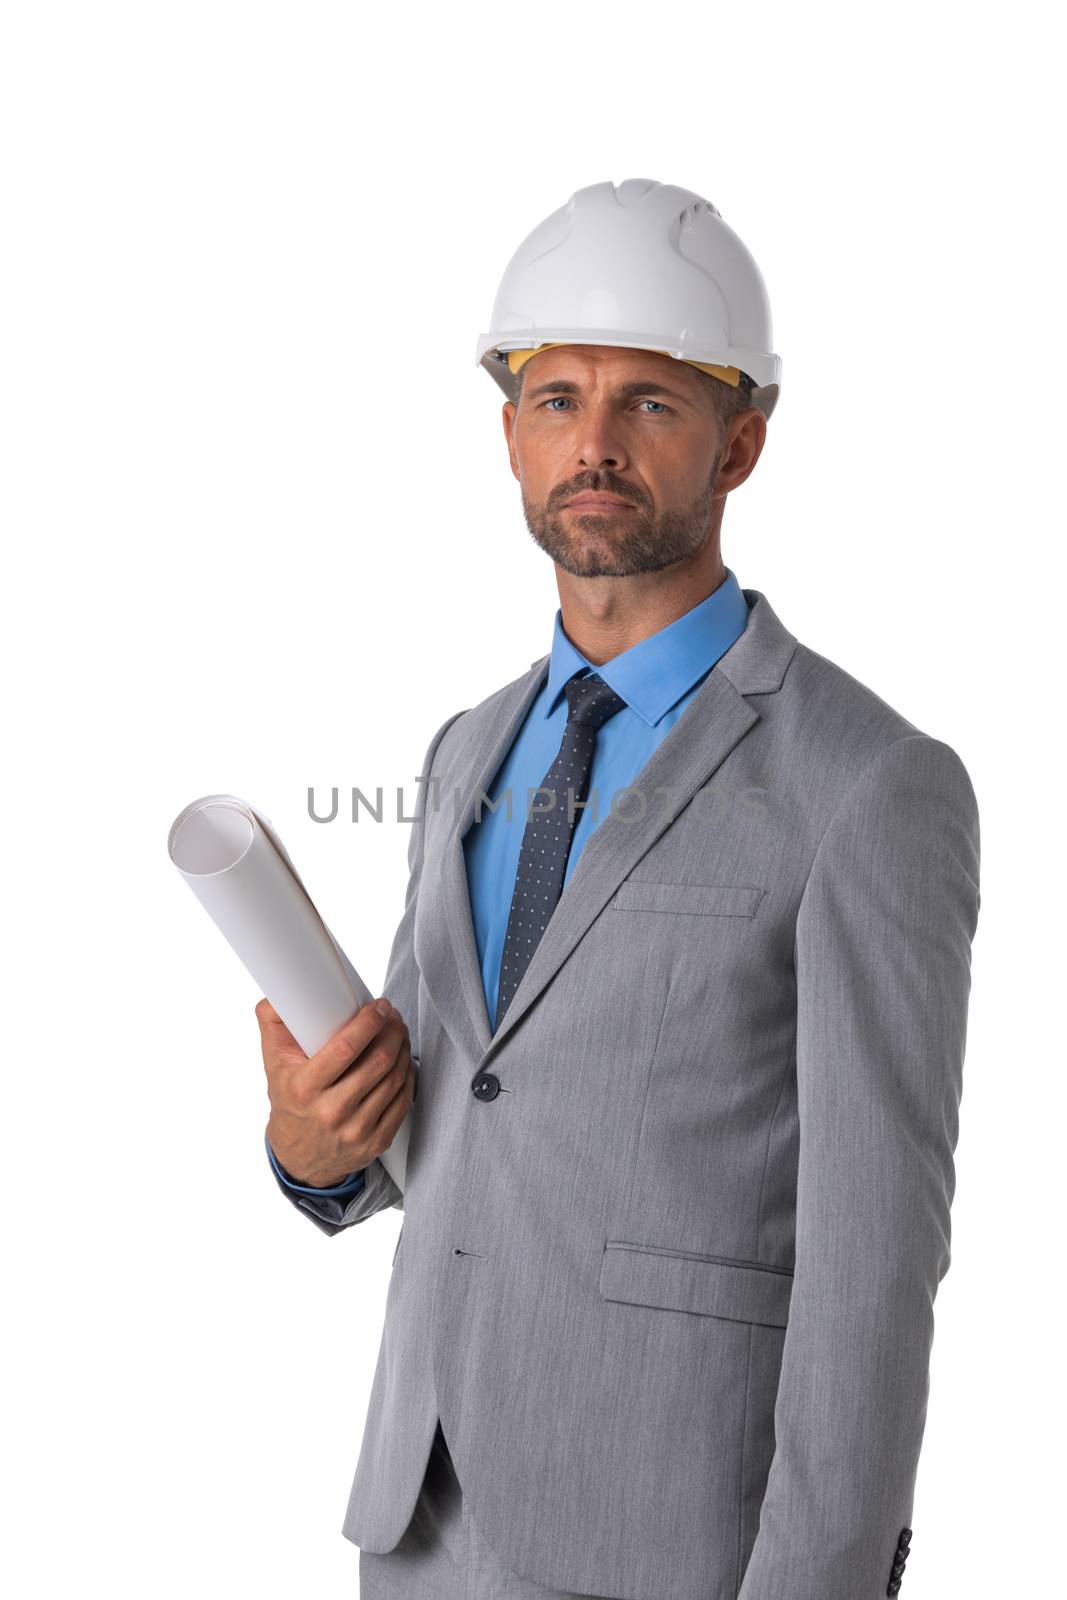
[{"x1": 524, "y1": 377, "x2": 694, "y2": 405}]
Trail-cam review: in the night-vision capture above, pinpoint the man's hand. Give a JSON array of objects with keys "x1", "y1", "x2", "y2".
[{"x1": 258, "y1": 996, "x2": 416, "y2": 1187}]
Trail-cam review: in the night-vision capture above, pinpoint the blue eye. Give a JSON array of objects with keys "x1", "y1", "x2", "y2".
[{"x1": 540, "y1": 397, "x2": 670, "y2": 414}]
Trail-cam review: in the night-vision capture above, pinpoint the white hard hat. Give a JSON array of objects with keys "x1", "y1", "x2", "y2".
[{"x1": 476, "y1": 178, "x2": 781, "y2": 420}]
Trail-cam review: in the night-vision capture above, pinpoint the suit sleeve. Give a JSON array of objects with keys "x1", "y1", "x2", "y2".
[
  {"x1": 737, "y1": 734, "x2": 981, "y2": 1600},
  {"x1": 270, "y1": 706, "x2": 468, "y2": 1239}
]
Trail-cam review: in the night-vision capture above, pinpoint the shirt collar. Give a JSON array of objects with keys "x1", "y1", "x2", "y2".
[{"x1": 543, "y1": 567, "x2": 751, "y2": 728}]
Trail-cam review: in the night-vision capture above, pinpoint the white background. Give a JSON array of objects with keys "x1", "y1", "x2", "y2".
[{"x1": 3, "y1": 3, "x2": 1061, "y2": 1595}]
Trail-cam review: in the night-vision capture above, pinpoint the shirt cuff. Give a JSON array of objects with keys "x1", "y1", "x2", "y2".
[{"x1": 265, "y1": 1130, "x2": 367, "y2": 1197}]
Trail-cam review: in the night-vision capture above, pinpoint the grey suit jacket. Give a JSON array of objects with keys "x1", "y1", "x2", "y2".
[{"x1": 270, "y1": 588, "x2": 981, "y2": 1600}]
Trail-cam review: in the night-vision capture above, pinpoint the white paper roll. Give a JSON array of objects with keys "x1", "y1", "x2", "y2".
[{"x1": 168, "y1": 793, "x2": 407, "y2": 1191}]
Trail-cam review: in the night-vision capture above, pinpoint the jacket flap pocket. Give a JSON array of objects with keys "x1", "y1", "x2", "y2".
[
  {"x1": 599, "y1": 1241, "x2": 793, "y2": 1328},
  {"x1": 612, "y1": 880, "x2": 764, "y2": 917}
]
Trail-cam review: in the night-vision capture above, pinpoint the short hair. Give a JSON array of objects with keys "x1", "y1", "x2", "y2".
[
  {"x1": 515, "y1": 360, "x2": 756, "y2": 432},
  {"x1": 688, "y1": 366, "x2": 757, "y2": 431}
]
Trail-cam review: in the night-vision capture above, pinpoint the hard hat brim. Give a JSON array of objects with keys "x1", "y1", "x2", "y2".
[{"x1": 476, "y1": 339, "x2": 779, "y2": 421}]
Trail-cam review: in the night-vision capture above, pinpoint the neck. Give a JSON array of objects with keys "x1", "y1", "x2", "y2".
[{"x1": 555, "y1": 546, "x2": 728, "y2": 666}]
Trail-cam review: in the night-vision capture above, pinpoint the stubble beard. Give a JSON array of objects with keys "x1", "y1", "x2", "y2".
[{"x1": 520, "y1": 451, "x2": 722, "y2": 579}]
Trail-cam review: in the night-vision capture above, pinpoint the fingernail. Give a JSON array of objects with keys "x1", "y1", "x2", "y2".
[{"x1": 375, "y1": 999, "x2": 391, "y2": 1017}]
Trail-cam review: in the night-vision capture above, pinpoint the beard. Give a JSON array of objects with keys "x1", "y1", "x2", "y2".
[{"x1": 520, "y1": 450, "x2": 722, "y2": 578}]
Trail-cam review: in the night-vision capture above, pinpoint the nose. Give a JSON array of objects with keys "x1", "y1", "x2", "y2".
[{"x1": 575, "y1": 406, "x2": 629, "y2": 472}]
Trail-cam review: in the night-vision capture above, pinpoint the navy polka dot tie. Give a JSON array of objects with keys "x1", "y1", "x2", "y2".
[{"x1": 493, "y1": 671, "x2": 627, "y2": 1030}]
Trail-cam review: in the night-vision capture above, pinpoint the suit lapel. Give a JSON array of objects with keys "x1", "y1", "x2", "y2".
[
  {"x1": 420, "y1": 588, "x2": 798, "y2": 1071},
  {"x1": 428, "y1": 661, "x2": 552, "y2": 1065}
]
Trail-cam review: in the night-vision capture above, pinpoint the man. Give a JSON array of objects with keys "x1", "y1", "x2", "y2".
[{"x1": 260, "y1": 180, "x2": 981, "y2": 1600}]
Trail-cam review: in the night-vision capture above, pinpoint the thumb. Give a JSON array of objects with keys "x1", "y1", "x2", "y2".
[{"x1": 254, "y1": 997, "x2": 306, "y2": 1064}]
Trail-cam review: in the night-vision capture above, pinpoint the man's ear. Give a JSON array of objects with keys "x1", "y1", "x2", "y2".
[{"x1": 502, "y1": 400, "x2": 521, "y2": 479}]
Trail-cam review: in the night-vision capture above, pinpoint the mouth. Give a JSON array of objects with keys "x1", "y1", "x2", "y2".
[{"x1": 565, "y1": 495, "x2": 636, "y2": 511}]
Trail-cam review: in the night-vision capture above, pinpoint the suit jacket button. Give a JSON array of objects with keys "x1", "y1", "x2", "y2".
[
  {"x1": 891, "y1": 1558, "x2": 907, "y2": 1577},
  {"x1": 887, "y1": 1583, "x2": 902, "y2": 1597},
  {"x1": 471, "y1": 1072, "x2": 501, "y2": 1101},
  {"x1": 898, "y1": 1527, "x2": 912, "y2": 1547}
]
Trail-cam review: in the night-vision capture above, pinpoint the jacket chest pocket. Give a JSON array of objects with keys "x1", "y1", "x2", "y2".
[{"x1": 611, "y1": 880, "x2": 765, "y2": 918}]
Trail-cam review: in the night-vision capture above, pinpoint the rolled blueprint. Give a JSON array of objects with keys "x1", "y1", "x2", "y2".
[{"x1": 167, "y1": 793, "x2": 408, "y2": 1191}]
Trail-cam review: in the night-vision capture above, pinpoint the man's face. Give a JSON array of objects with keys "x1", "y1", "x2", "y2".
[{"x1": 502, "y1": 344, "x2": 729, "y2": 579}]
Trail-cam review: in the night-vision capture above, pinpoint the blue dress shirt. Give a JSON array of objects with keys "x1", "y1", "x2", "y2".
[{"x1": 268, "y1": 568, "x2": 751, "y2": 1203}]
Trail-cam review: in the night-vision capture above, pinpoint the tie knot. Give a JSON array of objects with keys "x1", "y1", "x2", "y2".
[{"x1": 564, "y1": 672, "x2": 627, "y2": 730}]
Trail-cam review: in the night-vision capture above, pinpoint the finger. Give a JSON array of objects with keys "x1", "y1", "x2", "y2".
[
  {"x1": 307, "y1": 998, "x2": 396, "y2": 1092},
  {"x1": 348, "y1": 1053, "x2": 415, "y2": 1157},
  {"x1": 377, "y1": 1059, "x2": 417, "y2": 1144},
  {"x1": 328, "y1": 1031, "x2": 410, "y2": 1127}
]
